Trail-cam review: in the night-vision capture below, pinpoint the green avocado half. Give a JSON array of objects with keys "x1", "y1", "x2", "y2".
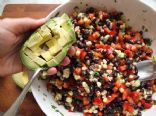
[{"x1": 20, "y1": 14, "x2": 76, "y2": 70}]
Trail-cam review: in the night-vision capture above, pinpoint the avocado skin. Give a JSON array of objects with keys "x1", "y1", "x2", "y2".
[{"x1": 20, "y1": 14, "x2": 76, "y2": 70}]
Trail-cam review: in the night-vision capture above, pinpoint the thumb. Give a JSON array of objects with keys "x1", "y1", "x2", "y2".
[{"x1": 1, "y1": 17, "x2": 47, "y2": 35}]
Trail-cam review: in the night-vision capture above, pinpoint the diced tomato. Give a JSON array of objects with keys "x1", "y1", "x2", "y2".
[
  {"x1": 80, "y1": 51, "x2": 87, "y2": 60},
  {"x1": 118, "y1": 65, "x2": 127, "y2": 72},
  {"x1": 74, "y1": 67, "x2": 82, "y2": 75},
  {"x1": 83, "y1": 97, "x2": 90, "y2": 105},
  {"x1": 123, "y1": 102, "x2": 134, "y2": 113},
  {"x1": 104, "y1": 27, "x2": 111, "y2": 34},
  {"x1": 125, "y1": 50, "x2": 133, "y2": 58},
  {"x1": 141, "y1": 100, "x2": 152, "y2": 109},
  {"x1": 93, "y1": 98, "x2": 103, "y2": 105}
]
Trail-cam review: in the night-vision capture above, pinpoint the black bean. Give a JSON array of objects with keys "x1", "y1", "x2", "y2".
[
  {"x1": 137, "y1": 111, "x2": 142, "y2": 116},
  {"x1": 86, "y1": 7, "x2": 95, "y2": 13}
]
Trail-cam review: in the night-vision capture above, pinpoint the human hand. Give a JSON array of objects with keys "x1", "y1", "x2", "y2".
[{"x1": 0, "y1": 18, "x2": 75, "y2": 77}]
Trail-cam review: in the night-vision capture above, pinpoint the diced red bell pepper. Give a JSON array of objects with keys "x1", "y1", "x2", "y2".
[
  {"x1": 74, "y1": 67, "x2": 82, "y2": 75},
  {"x1": 123, "y1": 102, "x2": 134, "y2": 113},
  {"x1": 76, "y1": 95, "x2": 83, "y2": 100},
  {"x1": 96, "y1": 25, "x2": 101, "y2": 31},
  {"x1": 125, "y1": 50, "x2": 133, "y2": 58},
  {"x1": 130, "y1": 91, "x2": 141, "y2": 103},
  {"x1": 141, "y1": 100, "x2": 152, "y2": 109},
  {"x1": 122, "y1": 89, "x2": 129, "y2": 100},
  {"x1": 93, "y1": 31, "x2": 100, "y2": 39},
  {"x1": 88, "y1": 32, "x2": 100, "y2": 41},
  {"x1": 109, "y1": 31, "x2": 117, "y2": 36},
  {"x1": 105, "y1": 93, "x2": 119, "y2": 105},
  {"x1": 95, "y1": 44, "x2": 105, "y2": 49},
  {"x1": 112, "y1": 21, "x2": 117, "y2": 30},
  {"x1": 93, "y1": 98, "x2": 103, "y2": 105},
  {"x1": 107, "y1": 53, "x2": 114, "y2": 60},
  {"x1": 118, "y1": 32, "x2": 123, "y2": 41},
  {"x1": 80, "y1": 50, "x2": 87, "y2": 60},
  {"x1": 104, "y1": 27, "x2": 111, "y2": 34}
]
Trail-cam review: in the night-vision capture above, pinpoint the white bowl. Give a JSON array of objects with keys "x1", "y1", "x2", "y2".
[{"x1": 31, "y1": 0, "x2": 156, "y2": 116}]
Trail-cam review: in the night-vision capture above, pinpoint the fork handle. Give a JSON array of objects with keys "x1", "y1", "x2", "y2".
[{"x1": 3, "y1": 69, "x2": 42, "y2": 116}]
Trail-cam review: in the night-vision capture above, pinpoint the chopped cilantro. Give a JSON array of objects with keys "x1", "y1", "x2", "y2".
[
  {"x1": 154, "y1": 100, "x2": 156, "y2": 105},
  {"x1": 143, "y1": 38, "x2": 152, "y2": 46}
]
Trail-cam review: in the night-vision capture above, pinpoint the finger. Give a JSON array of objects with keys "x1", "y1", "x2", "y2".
[
  {"x1": 1, "y1": 18, "x2": 47, "y2": 35},
  {"x1": 68, "y1": 46, "x2": 76, "y2": 56},
  {"x1": 47, "y1": 67, "x2": 57, "y2": 75},
  {"x1": 60, "y1": 56, "x2": 70, "y2": 66}
]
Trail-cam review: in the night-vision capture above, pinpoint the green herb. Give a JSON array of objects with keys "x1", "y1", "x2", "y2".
[
  {"x1": 94, "y1": 71, "x2": 100, "y2": 76},
  {"x1": 143, "y1": 38, "x2": 152, "y2": 46},
  {"x1": 154, "y1": 100, "x2": 156, "y2": 105},
  {"x1": 142, "y1": 25, "x2": 145, "y2": 30},
  {"x1": 145, "y1": 28, "x2": 148, "y2": 32},
  {"x1": 82, "y1": 70, "x2": 86, "y2": 76}
]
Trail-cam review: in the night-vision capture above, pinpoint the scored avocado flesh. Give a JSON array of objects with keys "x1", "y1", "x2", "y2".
[{"x1": 20, "y1": 14, "x2": 76, "y2": 70}]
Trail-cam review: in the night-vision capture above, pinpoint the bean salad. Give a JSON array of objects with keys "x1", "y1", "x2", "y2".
[{"x1": 46, "y1": 7, "x2": 156, "y2": 116}]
